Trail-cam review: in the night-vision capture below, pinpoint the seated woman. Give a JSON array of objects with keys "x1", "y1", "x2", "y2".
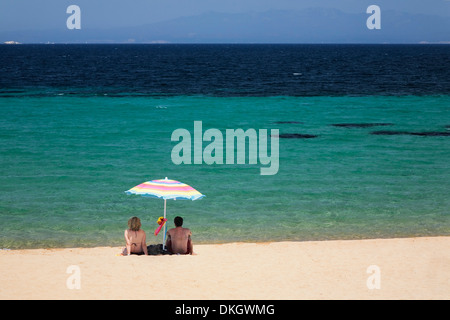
[
  {"x1": 165, "y1": 216, "x2": 194, "y2": 255},
  {"x1": 122, "y1": 216, "x2": 148, "y2": 256}
]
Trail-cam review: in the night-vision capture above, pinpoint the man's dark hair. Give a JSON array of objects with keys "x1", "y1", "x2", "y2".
[{"x1": 174, "y1": 216, "x2": 183, "y2": 227}]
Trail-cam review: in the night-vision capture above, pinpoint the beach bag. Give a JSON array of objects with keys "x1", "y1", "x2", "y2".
[{"x1": 147, "y1": 244, "x2": 171, "y2": 255}]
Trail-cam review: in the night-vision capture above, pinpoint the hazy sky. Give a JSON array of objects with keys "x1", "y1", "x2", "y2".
[{"x1": 1, "y1": 0, "x2": 449, "y2": 31}]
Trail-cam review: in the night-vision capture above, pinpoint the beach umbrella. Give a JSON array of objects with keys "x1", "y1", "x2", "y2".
[{"x1": 125, "y1": 177, "x2": 205, "y2": 249}]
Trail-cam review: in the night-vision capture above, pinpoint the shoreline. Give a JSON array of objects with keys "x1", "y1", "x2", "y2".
[
  {"x1": 1, "y1": 236, "x2": 449, "y2": 300},
  {"x1": 2, "y1": 233, "x2": 449, "y2": 251}
]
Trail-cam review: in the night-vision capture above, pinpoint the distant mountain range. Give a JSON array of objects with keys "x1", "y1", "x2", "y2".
[{"x1": 2, "y1": 8, "x2": 449, "y2": 44}]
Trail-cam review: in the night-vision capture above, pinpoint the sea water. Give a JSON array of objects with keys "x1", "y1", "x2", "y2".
[{"x1": 0, "y1": 44, "x2": 449, "y2": 248}]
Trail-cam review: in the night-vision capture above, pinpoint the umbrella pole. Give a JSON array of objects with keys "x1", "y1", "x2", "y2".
[{"x1": 162, "y1": 199, "x2": 167, "y2": 250}]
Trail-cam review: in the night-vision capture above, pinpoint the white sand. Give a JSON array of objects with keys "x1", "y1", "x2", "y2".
[{"x1": 0, "y1": 236, "x2": 448, "y2": 300}]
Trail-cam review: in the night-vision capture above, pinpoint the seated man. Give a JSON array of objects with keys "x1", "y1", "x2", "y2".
[{"x1": 166, "y1": 216, "x2": 194, "y2": 255}]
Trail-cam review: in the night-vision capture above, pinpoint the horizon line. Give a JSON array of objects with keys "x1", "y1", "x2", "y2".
[{"x1": 3, "y1": 41, "x2": 450, "y2": 45}]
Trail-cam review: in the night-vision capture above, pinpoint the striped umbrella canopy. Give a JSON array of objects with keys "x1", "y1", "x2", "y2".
[
  {"x1": 125, "y1": 177, "x2": 204, "y2": 249},
  {"x1": 125, "y1": 177, "x2": 205, "y2": 200}
]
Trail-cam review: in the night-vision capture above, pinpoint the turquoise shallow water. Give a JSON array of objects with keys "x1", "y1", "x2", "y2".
[{"x1": 0, "y1": 94, "x2": 449, "y2": 248}]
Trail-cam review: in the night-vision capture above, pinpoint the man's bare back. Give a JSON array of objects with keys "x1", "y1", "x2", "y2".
[{"x1": 166, "y1": 216, "x2": 194, "y2": 255}]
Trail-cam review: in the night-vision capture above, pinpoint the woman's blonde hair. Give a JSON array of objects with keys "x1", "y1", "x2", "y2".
[{"x1": 128, "y1": 216, "x2": 141, "y2": 231}]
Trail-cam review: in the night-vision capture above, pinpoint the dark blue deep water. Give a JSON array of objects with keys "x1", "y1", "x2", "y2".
[{"x1": 1, "y1": 44, "x2": 449, "y2": 96}]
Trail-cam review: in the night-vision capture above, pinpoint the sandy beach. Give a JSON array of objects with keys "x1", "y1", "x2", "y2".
[{"x1": 0, "y1": 236, "x2": 448, "y2": 300}]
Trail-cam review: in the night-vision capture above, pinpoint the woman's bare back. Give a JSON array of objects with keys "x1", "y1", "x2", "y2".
[{"x1": 125, "y1": 229, "x2": 146, "y2": 254}]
